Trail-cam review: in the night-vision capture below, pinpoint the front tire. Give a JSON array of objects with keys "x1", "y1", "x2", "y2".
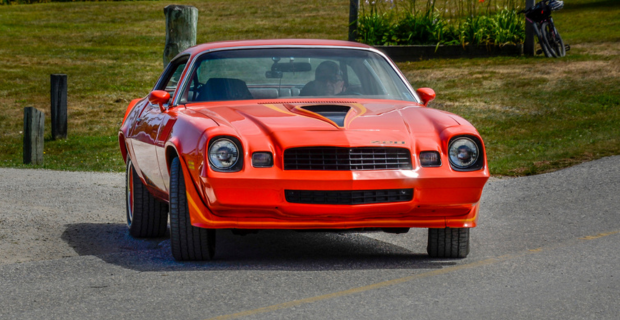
[
  {"x1": 427, "y1": 228, "x2": 470, "y2": 258},
  {"x1": 169, "y1": 157, "x2": 216, "y2": 261},
  {"x1": 541, "y1": 22, "x2": 565, "y2": 58},
  {"x1": 126, "y1": 158, "x2": 168, "y2": 238}
]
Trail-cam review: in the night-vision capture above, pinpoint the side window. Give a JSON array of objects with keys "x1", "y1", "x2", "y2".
[{"x1": 155, "y1": 57, "x2": 189, "y2": 94}]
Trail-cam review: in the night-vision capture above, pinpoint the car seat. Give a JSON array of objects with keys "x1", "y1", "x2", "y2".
[{"x1": 196, "y1": 78, "x2": 253, "y2": 102}]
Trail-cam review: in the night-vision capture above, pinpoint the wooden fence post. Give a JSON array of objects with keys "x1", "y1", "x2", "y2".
[
  {"x1": 348, "y1": 0, "x2": 360, "y2": 41},
  {"x1": 524, "y1": 0, "x2": 535, "y2": 56},
  {"x1": 163, "y1": 5, "x2": 198, "y2": 68},
  {"x1": 51, "y1": 74, "x2": 67, "y2": 140},
  {"x1": 23, "y1": 107, "x2": 45, "y2": 165}
]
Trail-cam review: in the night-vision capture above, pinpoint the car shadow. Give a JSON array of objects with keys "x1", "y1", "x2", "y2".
[{"x1": 61, "y1": 223, "x2": 457, "y2": 272}]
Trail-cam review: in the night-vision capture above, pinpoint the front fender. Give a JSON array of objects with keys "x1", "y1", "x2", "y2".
[{"x1": 164, "y1": 110, "x2": 218, "y2": 200}]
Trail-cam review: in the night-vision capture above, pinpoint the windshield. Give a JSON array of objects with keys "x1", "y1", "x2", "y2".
[{"x1": 179, "y1": 48, "x2": 416, "y2": 103}]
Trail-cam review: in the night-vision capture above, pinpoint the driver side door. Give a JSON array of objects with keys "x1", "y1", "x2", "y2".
[{"x1": 129, "y1": 56, "x2": 189, "y2": 193}]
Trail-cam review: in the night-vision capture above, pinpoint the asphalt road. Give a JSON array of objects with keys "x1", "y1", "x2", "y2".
[{"x1": 1, "y1": 156, "x2": 619, "y2": 320}]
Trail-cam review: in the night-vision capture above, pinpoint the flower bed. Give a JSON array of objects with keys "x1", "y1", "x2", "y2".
[{"x1": 358, "y1": 0, "x2": 525, "y2": 58}]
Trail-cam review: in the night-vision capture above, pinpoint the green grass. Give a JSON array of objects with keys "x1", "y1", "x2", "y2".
[
  {"x1": 0, "y1": 0, "x2": 619, "y2": 175},
  {"x1": 0, "y1": 0, "x2": 350, "y2": 171}
]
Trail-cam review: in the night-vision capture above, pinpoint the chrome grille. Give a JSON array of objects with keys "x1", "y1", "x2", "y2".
[
  {"x1": 285, "y1": 189, "x2": 414, "y2": 205},
  {"x1": 283, "y1": 147, "x2": 412, "y2": 170}
]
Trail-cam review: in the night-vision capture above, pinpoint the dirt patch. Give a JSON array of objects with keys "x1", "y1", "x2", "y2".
[{"x1": 571, "y1": 42, "x2": 620, "y2": 57}]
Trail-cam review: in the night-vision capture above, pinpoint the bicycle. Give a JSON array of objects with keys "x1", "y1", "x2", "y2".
[{"x1": 519, "y1": 0, "x2": 567, "y2": 58}]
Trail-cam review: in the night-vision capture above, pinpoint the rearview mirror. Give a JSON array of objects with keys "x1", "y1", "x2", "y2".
[
  {"x1": 416, "y1": 88, "x2": 436, "y2": 106},
  {"x1": 148, "y1": 90, "x2": 171, "y2": 113},
  {"x1": 266, "y1": 62, "x2": 312, "y2": 78}
]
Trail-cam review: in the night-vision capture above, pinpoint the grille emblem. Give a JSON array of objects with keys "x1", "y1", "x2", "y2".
[{"x1": 371, "y1": 141, "x2": 405, "y2": 145}]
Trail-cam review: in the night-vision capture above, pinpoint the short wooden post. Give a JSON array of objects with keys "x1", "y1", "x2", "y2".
[
  {"x1": 524, "y1": 0, "x2": 535, "y2": 56},
  {"x1": 163, "y1": 5, "x2": 198, "y2": 68},
  {"x1": 348, "y1": 0, "x2": 360, "y2": 41},
  {"x1": 23, "y1": 107, "x2": 45, "y2": 165},
  {"x1": 51, "y1": 74, "x2": 67, "y2": 139}
]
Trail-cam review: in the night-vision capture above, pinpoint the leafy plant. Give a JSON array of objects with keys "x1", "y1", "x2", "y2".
[
  {"x1": 357, "y1": 0, "x2": 525, "y2": 46},
  {"x1": 357, "y1": 10, "x2": 395, "y2": 45}
]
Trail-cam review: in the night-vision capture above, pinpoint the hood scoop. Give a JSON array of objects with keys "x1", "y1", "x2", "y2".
[{"x1": 301, "y1": 105, "x2": 351, "y2": 127}]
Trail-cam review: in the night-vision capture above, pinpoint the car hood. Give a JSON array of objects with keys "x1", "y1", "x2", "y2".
[{"x1": 188, "y1": 99, "x2": 462, "y2": 148}]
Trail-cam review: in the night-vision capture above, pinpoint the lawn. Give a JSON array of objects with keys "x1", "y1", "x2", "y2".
[{"x1": 0, "y1": 0, "x2": 618, "y2": 175}]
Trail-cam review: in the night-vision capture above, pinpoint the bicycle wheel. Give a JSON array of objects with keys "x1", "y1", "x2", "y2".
[
  {"x1": 553, "y1": 26, "x2": 566, "y2": 57},
  {"x1": 533, "y1": 23, "x2": 553, "y2": 57},
  {"x1": 541, "y1": 22, "x2": 565, "y2": 58}
]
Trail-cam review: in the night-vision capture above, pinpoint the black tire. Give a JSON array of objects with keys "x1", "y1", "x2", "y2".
[
  {"x1": 533, "y1": 23, "x2": 553, "y2": 57},
  {"x1": 553, "y1": 27, "x2": 566, "y2": 57},
  {"x1": 539, "y1": 38, "x2": 554, "y2": 58},
  {"x1": 541, "y1": 22, "x2": 565, "y2": 58},
  {"x1": 427, "y1": 228, "x2": 470, "y2": 258},
  {"x1": 126, "y1": 159, "x2": 168, "y2": 238},
  {"x1": 169, "y1": 157, "x2": 216, "y2": 261}
]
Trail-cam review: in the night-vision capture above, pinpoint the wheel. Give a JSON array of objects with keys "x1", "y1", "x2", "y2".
[
  {"x1": 126, "y1": 158, "x2": 168, "y2": 238},
  {"x1": 427, "y1": 228, "x2": 470, "y2": 258},
  {"x1": 533, "y1": 23, "x2": 553, "y2": 57},
  {"x1": 553, "y1": 27, "x2": 566, "y2": 57},
  {"x1": 538, "y1": 32, "x2": 554, "y2": 57},
  {"x1": 169, "y1": 157, "x2": 216, "y2": 261},
  {"x1": 541, "y1": 22, "x2": 565, "y2": 58}
]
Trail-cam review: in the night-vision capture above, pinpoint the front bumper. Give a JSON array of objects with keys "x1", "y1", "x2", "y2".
[{"x1": 182, "y1": 159, "x2": 489, "y2": 229}]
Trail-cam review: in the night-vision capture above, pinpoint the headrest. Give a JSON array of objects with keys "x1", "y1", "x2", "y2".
[{"x1": 198, "y1": 78, "x2": 253, "y2": 102}]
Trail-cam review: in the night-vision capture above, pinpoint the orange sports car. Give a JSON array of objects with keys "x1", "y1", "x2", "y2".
[{"x1": 119, "y1": 39, "x2": 489, "y2": 261}]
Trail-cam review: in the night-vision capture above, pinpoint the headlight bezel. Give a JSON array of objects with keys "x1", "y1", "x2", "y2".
[
  {"x1": 448, "y1": 135, "x2": 484, "y2": 171},
  {"x1": 207, "y1": 136, "x2": 244, "y2": 172}
]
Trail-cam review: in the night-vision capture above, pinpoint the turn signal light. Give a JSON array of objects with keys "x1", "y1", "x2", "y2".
[
  {"x1": 252, "y1": 152, "x2": 273, "y2": 168},
  {"x1": 420, "y1": 151, "x2": 441, "y2": 167}
]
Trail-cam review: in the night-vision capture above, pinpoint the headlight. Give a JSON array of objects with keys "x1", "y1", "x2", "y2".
[
  {"x1": 448, "y1": 137, "x2": 480, "y2": 170},
  {"x1": 209, "y1": 138, "x2": 239, "y2": 170}
]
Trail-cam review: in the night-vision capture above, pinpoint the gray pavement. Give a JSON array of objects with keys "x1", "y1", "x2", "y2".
[{"x1": 1, "y1": 156, "x2": 619, "y2": 319}]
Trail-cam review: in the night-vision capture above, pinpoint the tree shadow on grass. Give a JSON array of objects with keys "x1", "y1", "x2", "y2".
[{"x1": 61, "y1": 223, "x2": 458, "y2": 272}]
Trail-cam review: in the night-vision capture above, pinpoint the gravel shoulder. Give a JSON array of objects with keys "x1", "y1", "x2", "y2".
[{"x1": 0, "y1": 169, "x2": 129, "y2": 265}]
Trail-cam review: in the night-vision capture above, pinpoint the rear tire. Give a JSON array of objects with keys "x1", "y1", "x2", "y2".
[
  {"x1": 126, "y1": 159, "x2": 169, "y2": 238},
  {"x1": 427, "y1": 228, "x2": 470, "y2": 258},
  {"x1": 169, "y1": 157, "x2": 216, "y2": 261}
]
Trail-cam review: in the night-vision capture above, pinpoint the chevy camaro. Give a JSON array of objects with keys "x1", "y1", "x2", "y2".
[{"x1": 119, "y1": 39, "x2": 489, "y2": 261}]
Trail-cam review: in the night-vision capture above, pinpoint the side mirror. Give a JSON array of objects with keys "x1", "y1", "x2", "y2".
[
  {"x1": 148, "y1": 90, "x2": 171, "y2": 113},
  {"x1": 416, "y1": 88, "x2": 436, "y2": 106}
]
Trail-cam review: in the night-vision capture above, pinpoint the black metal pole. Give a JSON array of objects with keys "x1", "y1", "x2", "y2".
[
  {"x1": 524, "y1": 0, "x2": 535, "y2": 56},
  {"x1": 348, "y1": 0, "x2": 360, "y2": 41},
  {"x1": 51, "y1": 74, "x2": 67, "y2": 139}
]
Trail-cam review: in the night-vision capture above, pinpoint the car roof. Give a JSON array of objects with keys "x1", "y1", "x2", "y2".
[{"x1": 180, "y1": 39, "x2": 374, "y2": 57}]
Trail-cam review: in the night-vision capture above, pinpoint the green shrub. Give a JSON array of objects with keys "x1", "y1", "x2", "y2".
[
  {"x1": 358, "y1": 8, "x2": 524, "y2": 46},
  {"x1": 357, "y1": 11, "x2": 395, "y2": 45},
  {"x1": 357, "y1": 0, "x2": 525, "y2": 46}
]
